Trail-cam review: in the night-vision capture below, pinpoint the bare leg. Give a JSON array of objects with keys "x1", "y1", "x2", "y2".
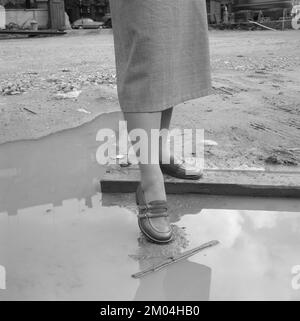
[
  {"x1": 160, "y1": 107, "x2": 203, "y2": 180},
  {"x1": 124, "y1": 112, "x2": 170, "y2": 233},
  {"x1": 160, "y1": 107, "x2": 174, "y2": 162},
  {"x1": 161, "y1": 107, "x2": 173, "y2": 131},
  {"x1": 124, "y1": 112, "x2": 166, "y2": 203}
]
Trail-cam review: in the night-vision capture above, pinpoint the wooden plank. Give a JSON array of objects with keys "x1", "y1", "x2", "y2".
[
  {"x1": 101, "y1": 166, "x2": 300, "y2": 198},
  {"x1": 248, "y1": 20, "x2": 278, "y2": 31}
]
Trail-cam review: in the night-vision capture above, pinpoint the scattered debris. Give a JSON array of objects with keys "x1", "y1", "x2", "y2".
[
  {"x1": 255, "y1": 69, "x2": 268, "y2": 74},
  {"x1": 25, "y1": 71, "x2": 38, "y2": 75},
  {"x1": 263, "y1": 148, "x2": 299, "y2": 166},
  {"x1": 0, "y1": 83, "x2": 26, "y2": 96},
  {"x1": 110, "y1": 154, "x2": 126, "y2": 160},
  {"x1": 6, "y1": 22, "x2": 21, "y2": 30},
  {"x1": 265, "y1": 155, "x2": 281, "y2": 165},
  {"x1": 77, "y1": 108, "x2": 91, "y2": 114},
  {"x1": 204, "y1": 140, "x2": 218, "y2": 146},
  {"x1": 23, "y1": 107, "x2": 37, "y2": 115},
  {"x1": 54, "y1": 90, "x2": 82, "y2": 100},
  {"x1": 46, "y1": 78, "x2": 60, "y2": 83},
  {"x1": 213, "y1": 85, "x2": 234, "y2": 96}
]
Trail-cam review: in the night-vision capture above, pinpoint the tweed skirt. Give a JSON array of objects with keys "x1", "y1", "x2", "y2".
[{"x1": 110, "y1": 0, "x2": 212, "y2": 113}]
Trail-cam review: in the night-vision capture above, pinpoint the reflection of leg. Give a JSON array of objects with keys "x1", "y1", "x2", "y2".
[
  {"x1": 164, "y1": 262, "x2": 211, "y2": 301},
  {"x1": 160, "y1": 107, "x2": 173, "y2": 163},
  {"x1": 134, "y1": 261, "x2": 211, "y2": 301},
  {"x1": 124, "y1": 112, "x2": 170, "y2": 235}
]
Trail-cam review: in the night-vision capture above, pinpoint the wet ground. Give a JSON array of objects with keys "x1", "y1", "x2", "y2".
[
  {"x1": 1, "y1": 119, "x2": 300, "y2": 301},
  {"x1": 1, "y1": 30, "x2": 300, "y2": 169}
]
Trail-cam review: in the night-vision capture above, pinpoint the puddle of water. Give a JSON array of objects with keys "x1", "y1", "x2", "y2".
[
  {"x1": 0, "y1": 194, "x2": 299, "y2": 300},
  {"x1": 177, "y1": 208, "x2": 300, "y2": 301},
  {"x1": 0, "y1": 112, "x2": 300, "y2": 300},
  {"x1": 0, "y1": 112, "x2": 122, "y2": 215},
  {"x1": 0, "y1": 117, "x2": 214, "y2": 300},
  {"x1": 0, "y1": 199, "x2": 140, "y2": 301}
]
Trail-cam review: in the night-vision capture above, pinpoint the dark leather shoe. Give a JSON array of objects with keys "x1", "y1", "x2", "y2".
[
  {"x1": 160, "y1": 156, "x2": 203, "y2": 180},
  {"x1": 135, "y1": 184, "x2": 173, "y2": 244}
]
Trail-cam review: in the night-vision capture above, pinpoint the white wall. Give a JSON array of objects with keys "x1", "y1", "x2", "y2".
[
  {"x1": 0, "y1": 5, "x2": 5, "y2": 29},
  {"x1": 5, "y1": 9, "x2": 49, "y2": 29}
]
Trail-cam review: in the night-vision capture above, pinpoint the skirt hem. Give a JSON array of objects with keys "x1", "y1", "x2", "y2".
[{"x1": 120, "y1": 87, "x2": 213, "y2": 113}]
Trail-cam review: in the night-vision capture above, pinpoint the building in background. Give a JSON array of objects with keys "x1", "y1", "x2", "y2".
[
  {"x1": 0, "y1": 0, "x2": 66, "y2": 30},
  {"x1": 0, "y1": 1, "x2": 297, "y2": 30},
  {"x1": 64, "y1": 0, "x2": 110, "y2": 24},
  {"x1": 207, "y1": 0, "x2": 234, "y2": 24},
  {"x1": 233, "y1": 1, "x2": 294, "y2": 22},
  {"x1": 207, "y1": 0, "x2": 295, "y2": 23},
  {"x1": 0, "y1": 0, "x2": 49, "y2": 29}
]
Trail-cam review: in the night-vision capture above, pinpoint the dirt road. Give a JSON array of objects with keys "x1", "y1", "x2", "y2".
[{"x1": 0, "y1": 30, "x2": 299, "y2": 169}]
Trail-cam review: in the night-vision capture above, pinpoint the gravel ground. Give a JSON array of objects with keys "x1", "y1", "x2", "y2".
[{"x1": 0, "y1": 29, "x2": 300, "y2": 170}]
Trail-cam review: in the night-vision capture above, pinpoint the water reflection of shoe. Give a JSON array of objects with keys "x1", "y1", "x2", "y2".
[
  {"x1": 135, "y1": 184, "x2": 173, "y2": 244},
  {"x1": 160, "y1": 156, "x2": 203, "y2": 180}
]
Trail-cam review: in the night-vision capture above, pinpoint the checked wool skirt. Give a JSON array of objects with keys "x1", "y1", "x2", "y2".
[{"x1": 110, "y1": 0, "x2": 212, "y2": 112}]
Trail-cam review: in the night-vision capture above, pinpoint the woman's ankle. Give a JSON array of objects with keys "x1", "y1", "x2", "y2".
[{"x1": 140, "y1": 175, "x2": 166, "y2": 202}]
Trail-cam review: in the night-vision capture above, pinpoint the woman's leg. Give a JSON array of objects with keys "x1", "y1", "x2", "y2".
[
  {"x1": 160, "y1": 107, "x2": 174, "y2": 163},
  {"x1": 124, "y1": 112, "x2": 166, "y2": 203},
  {"x1": 161, "y1": 107, "x2": 173, "y2": 131},
  {"x1": 125, "y1": 111, "x2": 170, "y2": 233},
  {"x1": 160, "y1": 107, "x2": 202, "y2": 180}
]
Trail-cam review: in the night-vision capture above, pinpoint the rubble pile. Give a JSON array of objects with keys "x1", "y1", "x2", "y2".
[{"x1": 0, "y1": 69, "x2": 117, "y2": 96}]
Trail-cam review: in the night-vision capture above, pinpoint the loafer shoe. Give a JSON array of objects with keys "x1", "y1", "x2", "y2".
[
  {"x1": 160, "y1": 155, "x2": 203, "y2": 180},
  {"x1": 136, "y1": 184, "x2": 173, "y2": 244}
]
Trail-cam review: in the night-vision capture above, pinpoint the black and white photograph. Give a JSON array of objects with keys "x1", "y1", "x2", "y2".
[{"x1": 0, "y1": 0, "x2": 300, "y2": 304}]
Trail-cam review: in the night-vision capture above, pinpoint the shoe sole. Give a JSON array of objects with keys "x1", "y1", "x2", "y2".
[{"x1": 161, "y1": 167, "x2": 203, "y2": 180}]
